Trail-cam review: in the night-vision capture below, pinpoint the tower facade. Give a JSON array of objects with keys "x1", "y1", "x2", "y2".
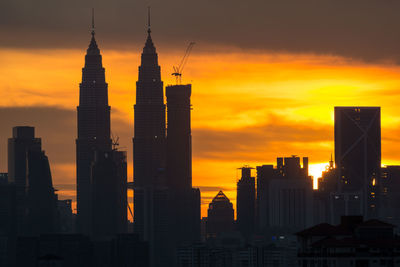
[
  {"x1": 334, "y1": 107, "x2": 381, "y2": 219},
  {"x1": 133, "y1": 21, "x2": 168, "y2": 266},
  {"x1": 76, "y1": 27, "x2": 111, "y2": 234},
  {"x1": 166, "y1": 84, "x2": 192, "y2": 191},
  {"x1": 133, "y1": 25, "x2": 166, "y2": 193},
  {"x1": 166, "y1": 84, "x2": 201, "y2": 257}
]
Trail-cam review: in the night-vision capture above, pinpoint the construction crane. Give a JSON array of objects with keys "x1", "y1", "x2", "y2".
[
  {"x1": 172, "y1": 42, "x2": 195, "y2": 84},
  {"x1": 111, "y1": 133, "x2": 120, "y2": 151}
]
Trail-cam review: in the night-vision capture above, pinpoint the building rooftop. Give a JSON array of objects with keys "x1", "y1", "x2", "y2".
[
  {"x1": 296, "y1": 223, "x2": 351, "y2": 237},
  {"x1": 296, "y1": 217, "x2": 395, "y2": 238},
  {"x1": 212, "y1": 191, "x2": 230, "y2": 203},
  {"x1": 311, "y1": 236, "x2": 400, "y2": 248}
]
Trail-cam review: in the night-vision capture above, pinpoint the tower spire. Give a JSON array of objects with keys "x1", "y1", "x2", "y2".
[
  {"x1": 91, "y1": 8, "x2": 95, "y2": 37},
  {"x1": 147, "y1": 6, "x2": 151, "y2": 34},
  {"x1": 143, "y1": 7, "x2": 155, "y2": 54},
  {"x1": 87, "y1": 8, "x2": 99, "y2": 55},
  {"x1": 329, "y1": 152, "x2": 334, "y2": 169}
]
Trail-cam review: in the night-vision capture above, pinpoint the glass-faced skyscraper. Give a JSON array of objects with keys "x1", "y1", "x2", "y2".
[
  {"x1": 334, "y1": 107, "x2": 381, "y2": 218},
  {"x1": 76, "y1": 24, "x2": 111, "y2": 234}
]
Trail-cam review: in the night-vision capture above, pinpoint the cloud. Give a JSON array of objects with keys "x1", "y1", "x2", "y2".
[
  {"x1": 196, "y1": 186, "x2": 235, "y2": 192},
  {"x1": 0, "y1": 106, "x2": 132, "y2": 182},
  {"x1": 193, "y1": 113, "x2": 333, "y2": 162},
  {"x1": 0, "y1": 106, "x2": 75, "y2": 167},
  {"x1": 1, "y1": 0, "x2": 400, "y2": 62}
]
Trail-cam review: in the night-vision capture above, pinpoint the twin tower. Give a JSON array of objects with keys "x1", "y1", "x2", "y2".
[{"x1": 76, "y1": 15, "x2": 200, "y2": 266}]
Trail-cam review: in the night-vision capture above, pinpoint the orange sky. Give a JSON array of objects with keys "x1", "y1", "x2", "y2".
[{"x1": 1, "y1": 46, "x2": 400, "y2": 219}]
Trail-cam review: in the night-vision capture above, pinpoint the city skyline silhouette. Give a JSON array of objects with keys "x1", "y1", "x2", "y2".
[
  {"x1": 1, "y1": 7, "x2": 400, "y2": 219},
  {"x1": 2, "y1": 3, "x2": 400, "y2": 266}
]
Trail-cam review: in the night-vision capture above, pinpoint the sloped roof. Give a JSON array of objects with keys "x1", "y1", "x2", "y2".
[
  {"x1": 212, "y1": 190, "x2": 230, "y2": 203},
  {"x1": 357, "y1": 219, "x2": 395, "y2": 228},
  {"x1": 296, "y1": 223, "x2": 350, "y2": 237},
  {"x1": 297, "y1": 218, "x2": 395, "y2": 237}
]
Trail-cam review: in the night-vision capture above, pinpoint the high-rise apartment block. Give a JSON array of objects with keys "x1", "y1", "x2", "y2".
[{"x1": 257, "y1": 156, "x2": 313, "y2": 235}]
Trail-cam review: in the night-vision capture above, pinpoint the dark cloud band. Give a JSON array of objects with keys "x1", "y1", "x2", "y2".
[{"x1": 1, "y1": 0, "x2": 400, "y2": 62}]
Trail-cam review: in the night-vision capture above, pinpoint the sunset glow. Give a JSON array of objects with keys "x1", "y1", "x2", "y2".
[{"x1": 1, "y1": 47, "x2": 400, "y2": 218}]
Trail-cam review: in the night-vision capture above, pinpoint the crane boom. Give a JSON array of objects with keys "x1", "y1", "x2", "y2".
[{"x1": 172, "y1": 42, "x2": 195, "y2": 84}]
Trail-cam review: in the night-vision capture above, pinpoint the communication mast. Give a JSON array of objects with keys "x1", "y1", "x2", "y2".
[{"x1": 172, "y1": 42, "x2": 195, "y2": 84}]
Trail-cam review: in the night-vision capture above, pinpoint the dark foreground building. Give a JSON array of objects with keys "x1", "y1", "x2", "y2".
[
  {"x1": 334, "y1": 107, "x2": 381, "y2": 219},
  {"x1": 15, "y1": 233, "x2": 149, "y2": 267},
  {"x1": 76, "y1": 23, "x2": 112, "y2": 234},
  {"x1": 297, "y1": 216, "x2": 400, "y2": 267},
  {"x1": 57, "y1": 199, "x2": 74, "y2": 233}
]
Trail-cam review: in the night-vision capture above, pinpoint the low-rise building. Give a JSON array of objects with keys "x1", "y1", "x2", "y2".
[{"x1": 296, "y1": 216, "x2": 400, "y2": 267}]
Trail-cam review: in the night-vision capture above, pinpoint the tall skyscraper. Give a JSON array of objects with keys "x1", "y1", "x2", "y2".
[
  {"x1": 133, "y1": 16, "x2": 166, "y2": 190},
  {"x1": 8, "y1": 126, "x2": 41, "y2": 234},
  {"x1": 166, "y1": 84, "x2": 201, "y2": 256},
  {"x1": 166, "y1": 84, "x2": 192, "y2": 191},
  {"x1": 334, "y1": 107, "x2": 381, "y2": 219},
  {"x1": 133, "y1": 14, "x2": 168, "y2": 266},
  {"x1": 76, "y1": 18, "x2": 112, "y2": 234},
  {"x1": 236, "y1": 166, "x2": 255, "y2": 240}
]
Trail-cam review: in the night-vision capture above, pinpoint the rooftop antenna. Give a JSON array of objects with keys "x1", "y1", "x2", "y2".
[
  {"x1": 147, "y1": 6, "x2": 151, "y2": 34},
  {"x1": 91, "y1": 8, "x2": 95, "y2": 36}
]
